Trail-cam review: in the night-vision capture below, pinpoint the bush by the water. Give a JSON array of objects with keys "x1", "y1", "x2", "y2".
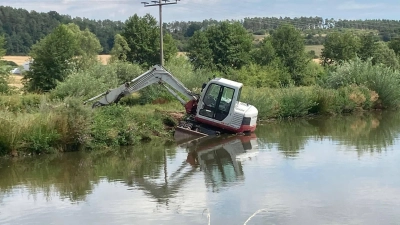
[
  {"x1": 241, "y1": 85, "x2": 379, "y2": 119},
  {"x1": 322, "y1": 58, "x2": 400, "y2": 109}
]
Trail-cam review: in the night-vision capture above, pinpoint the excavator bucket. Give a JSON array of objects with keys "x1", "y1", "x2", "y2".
[{"x1": 173, "y1": 126, "x2": 208, "y2": 145}]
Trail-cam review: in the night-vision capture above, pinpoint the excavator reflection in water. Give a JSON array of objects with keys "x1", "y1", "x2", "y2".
[{"x1": 128, "y1": 134, "x2": 259, "y2": 204}]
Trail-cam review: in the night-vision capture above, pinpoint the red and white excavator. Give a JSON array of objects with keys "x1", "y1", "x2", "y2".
[{"x1": 84, "y1": 65, "x2": 258, "y2": 139}]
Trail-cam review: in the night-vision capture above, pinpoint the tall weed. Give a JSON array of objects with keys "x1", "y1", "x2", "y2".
[
  {"x1": 0, "y1": 94, "x2": 44, "y2": 113},
  {"x1": 276, "y1": 87, "x2": 318, "y2": 118},
  {"x1": 323, "y1": 58, "x2": 400, "y2": 108},
  {"x1": 241, "y1": 87, "x2": 279, "y2": 119}
]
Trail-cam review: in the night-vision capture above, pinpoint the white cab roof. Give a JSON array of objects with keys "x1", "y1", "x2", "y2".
[{"x1": 212, "y1": 78, "x2": 243, "y2": 89}]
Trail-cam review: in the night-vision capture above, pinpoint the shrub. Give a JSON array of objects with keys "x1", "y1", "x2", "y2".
[
  {"x1": 51, "y1": 62, "x2": 144, "y2": 100},
  {"x1": 241, "y1": 87, "x2": 279, "y2": 119},
  {"x1": 232, "y1": 63, "x2": 287, "y2": 88},
  {"x1": 0, "y1": 94, "x2": 44, "y2": 113},
  {"x1": 276, "y1": 87, "x2": 318, "y2": 118},
  {"x1": 323, "y1": 57, "x2": 400, "y2": 108},
  {"x1": 0, "y1": 60, "x2": 18, "y2": 67}
]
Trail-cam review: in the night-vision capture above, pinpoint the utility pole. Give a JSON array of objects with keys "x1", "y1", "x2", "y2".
[{"x1": 141, "y1": 0, "x2": 180, "y2": 66}]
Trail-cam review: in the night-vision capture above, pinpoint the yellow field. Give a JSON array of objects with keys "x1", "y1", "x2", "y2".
[
  {"x1": 305, "y1": 45, "x2": 324, "y2": 57},
  {"x1": 2, "y1": 55, "x2": 111, "y2": 66},
  {"x1": 2, "y1": 55, "x2": 112, "y2": 89},
  {"x1": 7, "y1": 75, "x2": 24, "y2": 89}
]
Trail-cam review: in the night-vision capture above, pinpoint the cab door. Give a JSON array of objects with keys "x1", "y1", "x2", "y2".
[{"x1": 199, "y1": 83, "x2": 235, "y2": 121}]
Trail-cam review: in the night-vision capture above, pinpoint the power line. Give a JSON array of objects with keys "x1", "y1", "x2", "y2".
[{"x1": 141, "y1": 0, "x2": 181, "y2": 66}]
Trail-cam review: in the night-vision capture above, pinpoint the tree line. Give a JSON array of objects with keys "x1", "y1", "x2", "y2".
[
  {"x1": 1, "y1": 6, "x2": 400, "y2": 55},
  {"x1": 2, "y1": 12, "x2": 395, "y2": 94}
]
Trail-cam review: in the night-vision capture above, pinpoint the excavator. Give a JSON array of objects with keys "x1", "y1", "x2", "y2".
[{"x1": 83, "y1": 65, "x2": 258, "y2": 140}]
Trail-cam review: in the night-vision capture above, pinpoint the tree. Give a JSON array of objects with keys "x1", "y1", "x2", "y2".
[
  {"x1": 358, "y1": 33, "x2": 377, "y2": 61},
  {"x1": 0, "y1": 35, "x2": 10, "y2": 94},
  {"x1": 23, "y1": 24, "x2": 102, "y2": 92},
  {"x1": 388, "y1": 38, "x2": 400, "y2": 55},
  {"x1": 372, "y1": 42, "x2": 399, "y2": 69},
  {"x1": 121, "y1": 13, "x2": 177, "y2": 68},
  {"x1": 187, "y1": 31, "x2": 213, "y2": 70},
  {"x1": 66, "y1": 23, "x2": 103, "y2": 69},
  {"x1": 188, "y1": 21, "x2": 253, "y2": 72},
  {"x1": 251, "y1": 37, "x2": 276, "y2": 66},
  {"x1": 184, "y1": 23, "x2": 202, "y2": 37},
  {"x1": 321, "y1": 31, "x2": 361, "y2": 66},
  {"x1": 270, "y1": 24, "x2": 309, "y2": 85},
  {"x1": 109, "y1": 34, "x2": 131, "y2": 63}
]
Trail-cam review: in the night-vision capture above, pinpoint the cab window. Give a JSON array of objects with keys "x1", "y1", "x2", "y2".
[{"x1": 199, "y1": 83, "x2": 235, "y2": 121}]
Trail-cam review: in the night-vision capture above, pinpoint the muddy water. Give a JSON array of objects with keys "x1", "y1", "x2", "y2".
[{"x1": 1, "y1": 111, "x2": 400, "y2": 225}]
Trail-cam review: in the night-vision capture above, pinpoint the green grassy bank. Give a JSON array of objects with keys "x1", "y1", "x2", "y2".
[{"x1": 1, "y1": 57, "x2": 400, "y2": 157}]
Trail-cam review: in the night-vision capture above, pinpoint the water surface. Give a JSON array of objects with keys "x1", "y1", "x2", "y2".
[{"x1": 1, "y1": 111, "x2": 400, "y2": 225}]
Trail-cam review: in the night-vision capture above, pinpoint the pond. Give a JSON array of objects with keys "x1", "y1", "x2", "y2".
[{"x1": 1, "y1": 111, "x2": 400, "y2": 225}]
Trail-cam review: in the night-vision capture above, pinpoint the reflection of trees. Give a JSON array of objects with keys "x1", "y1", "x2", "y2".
[
  {"x1": 256, "y1": 111, "x2": 400, "y2": 157},
  {"x1": 0, "y1": 141, "x2": 176, "y2": 203}
]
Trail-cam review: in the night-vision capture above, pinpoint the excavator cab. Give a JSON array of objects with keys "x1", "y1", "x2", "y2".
[{"x1": 194, "y1": 78, "x2": 258, "y2": 134}]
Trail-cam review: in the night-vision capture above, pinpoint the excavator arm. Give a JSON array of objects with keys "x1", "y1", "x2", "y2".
[{"x1": 83, "y1": 65, "x2": 198, "y2": 109}]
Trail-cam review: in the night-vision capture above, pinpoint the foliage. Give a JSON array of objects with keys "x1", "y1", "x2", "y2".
[
  {"x1": 323, "y1": 58, "x2": 400, "y2": 108},
  {"x1": 187, "y1": 31, "x2": 214, "y2": 70},
  {"x1": 358, "y1": 33, "x2": 377, "y2": 61},
  {"x1": 2, "y1": 6, "x2": 400, "y2": 55},
  {"x1": 0, "y1": 94, "x2": 179, "y2": 156},
  {"x1": 51, "y1": 61, "x2": 143, "y2": 100},
  {"x1": 66, "y1": 23, "x2": 103, "y2": 69},
  {"x1": 23, "y1": 24, "x2": 102, "y2": 92},
  {"x1": 321, "y1": 31, "x2": 361, "y2": 66},
  {"x1": 251, "y1": 37, "x2": 275, "y2": 66},
  {"x1": 187, "y1": 21, "x2": 253, "y2": 73},
  {"x1": 109, "y1": 34, "x2": 131, "y2": 63},
  {"x1": 0, "y1": 94, "x2": 44, "y2": 113},
  {"x1": 388, "y1": 38, "x2": 400, "y2": 55},
  {"x1": 0, "y1": 6, "x2": 124, "y2": 55},
  {"x1": 232, "y1": 62, "x2": 290, "y2": 88},
  {"x1": 372, "y1": 41, "x2": 400, "y2": 69},
  {"x1": 121, "y1": 13, "x2": 177, "y2": 68},
  {"x1": 270, "y1": 24, "x2": 310, "y2": 85},
  {"x1": 184, "y1": 23, "x2": 202, "y2": 37},
  {"x1": 0, "y1": 60, "x2": 18, "y2": 67},
  {"x1": 0, "y1": 35, "x2": 10, "y2": 94},
  {"x1": 164, "y1": 56, "x2": 211, "y2": 91}
]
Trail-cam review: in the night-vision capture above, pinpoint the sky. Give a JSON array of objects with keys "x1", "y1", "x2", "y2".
[{"x1": 2, "y1": 0, "x2": 400, "y2": 22}]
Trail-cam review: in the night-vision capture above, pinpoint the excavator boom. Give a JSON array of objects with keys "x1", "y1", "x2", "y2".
[{"x1": 83, "y1": 65, "x2": 197, "y2": 108}]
